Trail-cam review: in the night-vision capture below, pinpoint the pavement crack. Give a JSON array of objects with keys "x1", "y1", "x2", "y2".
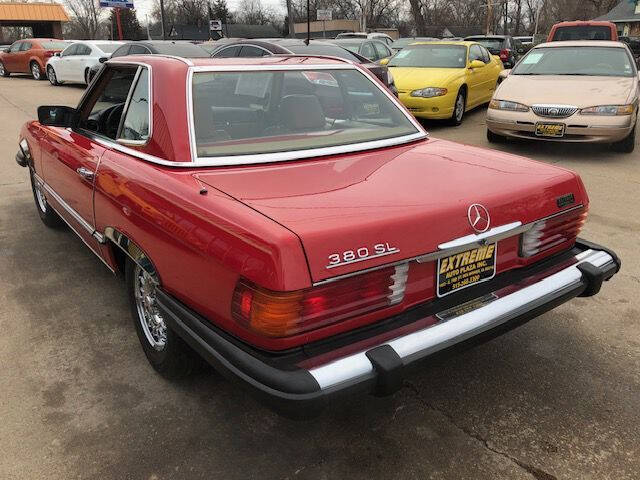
[{"x1": 403, "y1": 381, "x2": 557, "y2": 480}]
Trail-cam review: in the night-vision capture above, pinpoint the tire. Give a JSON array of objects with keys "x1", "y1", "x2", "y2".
[
  {"x1": 30, "y1": 61, "x2": 43, "y2": 80},
  {"x1": 487, "y1": 128, "x2": 505, "y2": 143},
  {"x1": 0, "y1": 61, "x2": 9, "y2": 77},
  {"x1": 47, "y1": 65, "x2": 60, "y2": 86},
  {"x1": 29, "y1": 169, "x2": 63, "y2": 228},
  {"x1": 612, "y1": 121, "x2": 636, "y2": 153},
  {"x1": 449, "y1": 89, "x2": 466, "y2": 126},
  {"x1": 126, "y1": 259, "x2": 199, "y2": 379}
]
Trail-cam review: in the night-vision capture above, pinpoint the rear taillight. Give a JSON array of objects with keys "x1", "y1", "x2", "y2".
[
  {"x1": 232, "y1": 264, "x2": 409, "y2": 337},
  {"x1": 499, "y1": 49, "x2": 510, "y2": 60},
  {"x1": 520, "y1": 208, "x2": 587, "y2": 257}
]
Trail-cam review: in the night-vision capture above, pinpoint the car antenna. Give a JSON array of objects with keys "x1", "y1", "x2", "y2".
[{"x1": 305, "y1": 0, "x2": 310, "y2": 45}]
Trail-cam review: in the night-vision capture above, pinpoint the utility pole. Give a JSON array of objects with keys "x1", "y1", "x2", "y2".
[{"x1": 159, "y1": 0, "x2": 166, "y2": 40}]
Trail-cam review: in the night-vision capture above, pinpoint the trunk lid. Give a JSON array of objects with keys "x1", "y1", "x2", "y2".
[{"x1": 196, "y1": 138, "x2": 583, "y2": 283}]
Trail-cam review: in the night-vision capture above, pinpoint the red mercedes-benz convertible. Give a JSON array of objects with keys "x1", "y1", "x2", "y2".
[{"x1": 16, "y1": 55, "x2": 620, "y2": 417}]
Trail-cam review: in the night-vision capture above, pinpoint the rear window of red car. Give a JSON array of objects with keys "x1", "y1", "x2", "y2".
[{"x1": 551, "y1": 26, "x2": 612, "y2": 41}]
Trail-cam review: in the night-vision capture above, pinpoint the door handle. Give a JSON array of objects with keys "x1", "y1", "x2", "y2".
[{"x1": 76, "y1": 167, "x2": 95, "y2": 182}]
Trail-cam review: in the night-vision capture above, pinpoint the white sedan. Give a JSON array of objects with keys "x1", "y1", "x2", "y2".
[{"x1": 46, "y1": 41, "x2": 124, "y2": 86}]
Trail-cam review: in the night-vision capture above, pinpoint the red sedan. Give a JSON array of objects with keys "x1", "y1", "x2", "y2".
[
  {"x1": 16, "y1": 55, "x2": 620, "y2": 417},
  {"x1": 0, "y1": 38, "x2": 71, "y2": 80}
]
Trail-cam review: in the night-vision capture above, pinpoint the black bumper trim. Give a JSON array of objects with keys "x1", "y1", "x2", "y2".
[{"x1": 157, "y1": 240, "x2": 619, "y2": 418}]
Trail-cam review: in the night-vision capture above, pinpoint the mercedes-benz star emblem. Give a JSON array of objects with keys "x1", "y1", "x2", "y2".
[{"x1": 467, "y1": 204, "x2": 491, "y2": 233}]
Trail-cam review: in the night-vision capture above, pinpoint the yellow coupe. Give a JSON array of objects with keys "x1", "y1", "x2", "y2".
[{"x1": 386, "y1": 41, "x2": 503, "y2": 125}]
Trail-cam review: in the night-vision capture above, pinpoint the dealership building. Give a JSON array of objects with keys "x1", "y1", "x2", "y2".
[{"x1": 596, "y1": 0, "x2": 640, "y2": 36}]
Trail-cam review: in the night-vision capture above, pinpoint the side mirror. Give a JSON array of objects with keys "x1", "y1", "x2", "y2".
[
  {"x1": 469, "y1": 60, "x2": 486, "y2": 69},
  {"x1": 497, "y1": 69, "x2": 511, "y2": 84},
  {"x1": 37, "y1": 106, "x2": 78, "y2": 128},
  {"x1": 3, "y1": 48, "x2": 9, "y2": 53},
  {"x1": 54, "y1": 52, "x2": 60, "y2": 57},
  {"x1": 378, "y1": 57, "x2": 389, "y2": 65},
  {"x1": 99, "y1": 57, "x2": 108, "y2": 63}
]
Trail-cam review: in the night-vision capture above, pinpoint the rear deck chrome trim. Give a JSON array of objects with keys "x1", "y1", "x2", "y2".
[
  {"x1": 309, "y1": 248, "x2": 614, "y2": 390},
  {"x1": 313, "y1": 205, "x2": 585, "y2": 287}
]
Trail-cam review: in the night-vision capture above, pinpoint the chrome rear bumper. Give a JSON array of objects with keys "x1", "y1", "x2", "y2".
[
  {"x1": 310, "y1": 247, "x2": 615, "y2": 391},
  {"x1": 158, "y1": 239, "x2": 620, "y2": 418}
]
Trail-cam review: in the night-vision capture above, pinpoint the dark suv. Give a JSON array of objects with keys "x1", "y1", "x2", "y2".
[
  {"x1": 210, "y1": 38, "x2": 397, "y2": 95},
  {"x1": 464, "y1": 35, "x2": 524, "y2": 68}
]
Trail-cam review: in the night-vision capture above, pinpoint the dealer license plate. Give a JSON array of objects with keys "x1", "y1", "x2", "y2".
[
  {"x1": 436, "y1": 244, "x2": 497, "y2": 297},
  {"x1": 535, "y1": 122, "x2": 565, "y2": 138}
]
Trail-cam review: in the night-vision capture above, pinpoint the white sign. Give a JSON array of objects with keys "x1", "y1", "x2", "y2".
[
  {"x1": 99, "y1": 0, "x2": 134, "y2": 8},
  {"x1": 317, "y1": 9, "x2": 332, "y2": 21},
  {"x1": 209, "y1": 19, "x2": 223, "y2": 31}
]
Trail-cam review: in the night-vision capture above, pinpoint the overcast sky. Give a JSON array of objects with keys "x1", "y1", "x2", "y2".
[{"x1": 130, "y1": 0, "x2": 286, "y2": 24}]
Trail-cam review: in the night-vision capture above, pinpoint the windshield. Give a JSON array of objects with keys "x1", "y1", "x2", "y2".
[
  {"x1": 388, "y1": 45, "x2": 467, "y2": 68},
  {"x1": 41, "y1": 41, "x2": 70, "y2": 50},
  {"x1": 191, "y1": 69, "x2": 418, "y2": 158},
  {"x1": 288, "y1": 45, "x2": 362, "y2": 62},
  {"x1": 95, "y1": 43, "x2": 123, "y2": 53},
  {"x1": 512, "y1": 46, "x2": 634, "y2": 77},
  {"x1": 552, "y1": 26, "x2": 612, "y2": 41}
]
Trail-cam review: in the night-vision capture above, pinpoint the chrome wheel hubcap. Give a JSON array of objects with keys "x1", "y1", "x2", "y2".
[
  {"x1": 0, "y1": 63, "x2": 5, "y2": 75},
  {"x1": 32, "y1": 64, "x2": 40, "y2": 79},
  {"x1": 34, "y1": 179, "x2": 47, "y2": 212},
  {"x1": 455, "y1": 95, "x2": 464, "y2": 122},
  {"x1": 134, "y1": 265, "x2": 166, "y2": 350},
  {"x1": 48, "y1": 68, "x2": 56, "y2": 84}
]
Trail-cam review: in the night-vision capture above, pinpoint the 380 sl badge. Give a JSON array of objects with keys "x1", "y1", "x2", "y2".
[{"x1": 327, "y1": 243, "x2": 400, "y2": 269}]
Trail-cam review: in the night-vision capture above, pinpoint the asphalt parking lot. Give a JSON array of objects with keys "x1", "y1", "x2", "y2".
[{"x1": 1, "y1": 74, "x2": 639, "y2": 480}]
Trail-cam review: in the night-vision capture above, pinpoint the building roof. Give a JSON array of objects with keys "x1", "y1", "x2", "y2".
[
  {"x1": 422, "y1": 25, "x2": 484, "y2": 38},
  {"x1": 596, "y1": 0, "x2": 640, "y2": 23},
  {"x1": 0, "y1": 2, "x2": 69, "y2": 22}
]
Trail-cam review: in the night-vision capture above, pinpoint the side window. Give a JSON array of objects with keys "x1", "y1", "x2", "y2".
[
  {"x1": 479, "y1": 46, "x2": 491, "y2": 63},
  {"x1": 469, "y1": 45, "x2": 483, "y2": 62},
  {"x1": 239, "y1": 45, "x2": 268, "y2": 57},
  {"x1": 129, "y1": 44, "x2": 150, "y2": 54},
  {"x1": 78, "y1": 44, "x2": 91, "y2": 55},
  {"x1": 9, "y1": 42, "x2": 22, "y2": 53},
  {"x1": 360, "y1": 42, "x2": 375, "y2": 60},
  {"x1": 80, "y1": 66, "x2": 138, "y2": 139},
  {"x1": 62, "y1": 44, "x2": 78, "y2": 57},
  {"x1": 213, "y1": 45, "x2": 240, "y2": 58},
  {"x1": 373, "y1": 42, "x2": 389, "y2": 60},
  {"x1": 118, "y1": 68, "x2": 150, "y2": 142},
  {"x1": 110, "y1": 45, "x2": 130, "y2": 58},
  {"x1": 20, "y1": 42, "x2": 32, "y2": 51}
]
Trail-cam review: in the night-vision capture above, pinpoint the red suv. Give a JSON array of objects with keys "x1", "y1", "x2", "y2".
[
  {"x1": 547, "y1": 21, "x2": 618, "y2": 42},
  {"x1": 0, "y1": 38, "x2": 71, "y2": 80}
]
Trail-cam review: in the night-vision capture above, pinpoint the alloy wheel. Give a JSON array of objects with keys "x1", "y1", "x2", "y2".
[
  {"x1": 47, "y1": 66, "x2": 56, "y2": 85},
  {"x1": 31, "y1": 63, "x2": 40, "y2": 80},
  {"x1": 0, "y1": 63, "x2": 5, "y2": 76},
  {"x1": 134, "y1": 264, "x2": 167, "y2": 350},
  {"x1": 33, "y1": 177, "x2": 47, "y2": 213},
  {"x1": 455, "y1": 93, "x2": 465, "y2": 123}
]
